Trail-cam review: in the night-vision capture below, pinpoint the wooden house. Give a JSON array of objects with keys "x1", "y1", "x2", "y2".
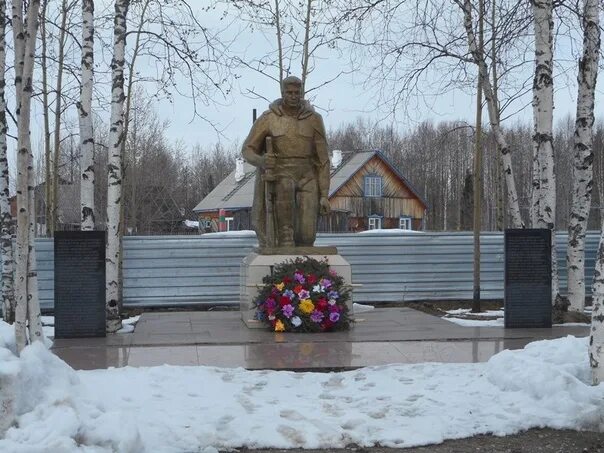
[{"x1": 192, "y1": 150, "x2": 427, "y2": 233}]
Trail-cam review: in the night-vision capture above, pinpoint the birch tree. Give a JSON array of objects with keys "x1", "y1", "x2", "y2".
[
  {"x1": 592, "y1": 237, "x2": 604, "y2": 384},
  {"x1": 106, "y1": 0, "x2": 129, "y2": 333},
  {"x1": 11, "y1": 0, "x2": 44, "y2": 352},
  {"x1": 79, "y1": 0, "x2": 95, "y2": 231},
  {"x1": 530, "y1": 0, "x2": 559, "y2": 303},
  {"x1": 568, "y1": 0, "x2": 601, "y2": 314},
  {"x1": 455, "y1": 0, "x2": 523, "y2": 227},
  {"x1": 0, "y1": 0, "x2": 14, "y2": 323}
]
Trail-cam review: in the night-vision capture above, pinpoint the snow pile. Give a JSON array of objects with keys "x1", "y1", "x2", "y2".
[
  {"x1": 445, "y1": 316, "x2": 505, "y2": 327},
  {"x1": 202, "y1": 230, "x2": 256, "y2": 237},
  {"x1": 0, "y1": 323, "x2": 143, "y2": 452},
  {"x1": 357, "y1": 228, "x2": 425, "y2": 235},
  {"x1": 353, "y1": 303, "x2": 375, "y2": 313},
  {"x1": 38, "y1": 315, "x2": 141, "y2": 337},
  {"x1": 0, "y1": 320, "x2": 602, "y2": 451},
  {"x1": 443, "y1": 308, "x2": 590, "y2": 328}
]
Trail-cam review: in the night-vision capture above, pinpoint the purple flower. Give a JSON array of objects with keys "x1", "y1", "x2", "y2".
[
  {"x1": 310, "y1": 310, "x2": 324, "y2": 323},
  {"x1": 283, "y1": 289, "x2": 295, "y2": 300},
  {"x1": 320, "y1": 278, "x2": 332, "y2": 289},
  {"x1": 282, "y1": 304, "x2": 294, "y2": 318},
  {"x1": 298, "y1": 289, "x2": 310, "y2": 299},
  {"x1": 327, "y1": 290, "x2": 339, "y2": 299},
  {"x1": 294, "y1": 272, "x2": 306, "y2": 284},
  {"x1": 329, "y1": 312, "x2": 340, "y2": 323},
  {"x1": 265, "y1": 298, "x2": 277, "y2": 310}
]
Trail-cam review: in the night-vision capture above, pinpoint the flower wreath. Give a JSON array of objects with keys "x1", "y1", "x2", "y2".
[{"x1": 253, "y1": 257, "x2": 352, "y2": 332}]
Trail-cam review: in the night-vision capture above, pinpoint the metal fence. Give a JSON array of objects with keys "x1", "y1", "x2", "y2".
[{"x1": 36, "y1": 231, "x2": 602, "y2": 310}]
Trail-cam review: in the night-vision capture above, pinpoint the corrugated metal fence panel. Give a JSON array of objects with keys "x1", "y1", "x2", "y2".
[{"x1": 36, "y1": 231, "x2": 602, "y2": 310}]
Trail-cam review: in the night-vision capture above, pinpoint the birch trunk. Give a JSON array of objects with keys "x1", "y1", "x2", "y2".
[
  {"x1": 457, "y1": 0, "x2": 523, "y2": 228},
  {"x1": 52, "y1": 0, "x2": 69, "y2": 233},
  {"x1": 11, "y1": 0, "x2": 43, "y2": 353},
  {"x1": 531, "y1": 0, "x2": 559, "y2": 303},
  {"x1": 0, "y1": 0, "x2": 14, "y2": 323},
  {"x1": 568, "y1": 0, "x2": 600, "y2": 314},
  {"x1": 106, "y1": 0, "x2": 129, "y2": 333},
  {"x1": 79, "y1": 0, "x2": 95, "y2": 231},
  {"x1": 590, "y1": 222, "x2": 604, "y2": 384},
  {"x1": 26, "y1": 152, "x2": 43, "y2": 342},
  {"x1": 11, "y1": 0, "x2": 27, "y2": 350}
]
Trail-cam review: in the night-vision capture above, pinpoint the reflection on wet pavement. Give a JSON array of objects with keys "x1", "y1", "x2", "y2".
[{"x1": 51, "y1": 308, "x2": 589, "y2": 370}]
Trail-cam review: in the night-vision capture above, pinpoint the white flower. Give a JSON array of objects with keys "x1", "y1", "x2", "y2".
[
  {"x1": 291, "y1": 316, "x2": 302, "y2": 327},
  {"x1": 328, "y1": 299, "x2": 336, "y2": 305},
  {"x1": 312, "y1": 284, "x2": 324, "y2": 293},
  {"x1": 268, "y1": 314, "x2": 275, "y2": 321}
]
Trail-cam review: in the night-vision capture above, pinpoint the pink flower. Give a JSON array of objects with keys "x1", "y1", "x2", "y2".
[{"x1": 297, "y1": 289, "x2": 310, "y2": 299}]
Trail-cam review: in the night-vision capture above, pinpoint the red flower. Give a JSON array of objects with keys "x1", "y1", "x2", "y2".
[
  {"x1": 316, "y1": 298, "x2": 328, "y2": 311},
  {"x1": 321, "y1": 319, "x2": 334, "y2": 331},
  {"x1": 294, "y1": 285, "x2": 303, "y2": 294},
  {"x1": 280, "y1": 296, "x2": 291, "y2": 307},
  {"x1": 307, "y1": 274, "x2": 318, "y2": 284},
  {"x1": 329, "y1": 304, "x2": 340, "y2": 313},
  {"x1": 283, "y1": 276, "x2": 292, "y2": 285}
]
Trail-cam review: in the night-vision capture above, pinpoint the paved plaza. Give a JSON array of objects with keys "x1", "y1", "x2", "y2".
[{"x1": 51, "y1": 307, "x2": 590, "y2": 370}]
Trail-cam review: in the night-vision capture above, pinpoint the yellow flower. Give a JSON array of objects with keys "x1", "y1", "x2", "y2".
[
  {"x1": 299, "y1": 299, "x2": 315, "y2": 314},
  {"x1": 275, "y1": 319, "x2": 285, "y2": 332},
  {"x1": 275, "y1": 282, "x2": 285, "y2": 291}
]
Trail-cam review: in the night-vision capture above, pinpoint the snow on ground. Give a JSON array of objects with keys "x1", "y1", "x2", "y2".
[
  {"x1": 357, "y1": 228, "x2": 425, "y2": 235},
  {"x1": 0, "y1": 320, "x2": 602, "y2": 452},
  {"x1": 445, "y1": 317, "x2": 505, "y2": 327},
  {"x1": 353, "y1": 303, "x2": 374, "y2": 313},
  {"x1": 201, "y1": 230, "x2": 256, "y2": 237},
  {"x1": 446, "y1": 308, "x2": 504, "y2": 317},
  {"x1": 443, "y1": 308, "x2": 591, "y2": 328},
  {"x1": 39, "y1": 316, "x2": 141, "y2": 338}
]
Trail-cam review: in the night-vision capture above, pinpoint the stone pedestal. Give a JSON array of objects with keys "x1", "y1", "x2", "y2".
[{"x1": 240, "y1": 253, "x2": 353, "y2": 329}]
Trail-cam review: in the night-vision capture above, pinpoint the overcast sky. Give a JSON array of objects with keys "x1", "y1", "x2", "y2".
[
  {"x1": 21, "y1": 0, "x2": 604, "y2": 162},
  {"x1": 149, "y1": 2, "x2": 601, "y2": 153}
]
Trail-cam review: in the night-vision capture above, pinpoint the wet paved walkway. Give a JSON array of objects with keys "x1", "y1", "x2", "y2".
[{"x1": 51, "y1": 308, "x2": 590, "y2": 370}]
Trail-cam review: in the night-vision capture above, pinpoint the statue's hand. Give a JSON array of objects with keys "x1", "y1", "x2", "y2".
[
  {"x1": 319, "y1": 197, "x2": 330, "y2": 215},
  {"x1": 262, "y1": 153, "x2": 276, "y2": 170}
]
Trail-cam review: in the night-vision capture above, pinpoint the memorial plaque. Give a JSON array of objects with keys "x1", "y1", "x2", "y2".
[
  {"x1": 504, "y1": 228, "x2": 552, "y2": 328},
  {"x1": 54, "y1": 231, "x2": 106, "y2": 338}
]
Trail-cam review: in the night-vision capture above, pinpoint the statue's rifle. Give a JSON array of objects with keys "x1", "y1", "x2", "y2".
[{"x1": 263, "y1": 137, "x2": 277, "y2": 248}]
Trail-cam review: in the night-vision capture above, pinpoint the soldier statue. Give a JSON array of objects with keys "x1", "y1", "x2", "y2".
[{"x1": 242, "y1": 76, "x2": 331, "y2": 251}]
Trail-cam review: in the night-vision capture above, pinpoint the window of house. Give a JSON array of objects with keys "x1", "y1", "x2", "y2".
[
  {"x1": 364, "y1": 175, "x2": 383, "y2": 197},
  {"x1": 368, "y1": 216, "x2": 382, "y2": 230},
  {"x1": 399, "y1": 216, "x2": 412, "y2": 230},
  {"x1": 225, "y1": 217, "x2": 234, "y2": 231}
]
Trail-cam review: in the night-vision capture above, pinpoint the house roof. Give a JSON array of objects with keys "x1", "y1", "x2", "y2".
[
  {"x1": 192, "y1": 162, "x2": 257, "y2": 212},
  {"x1": 192, "y1": 150, "x2": 427, "y2": 213}
]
